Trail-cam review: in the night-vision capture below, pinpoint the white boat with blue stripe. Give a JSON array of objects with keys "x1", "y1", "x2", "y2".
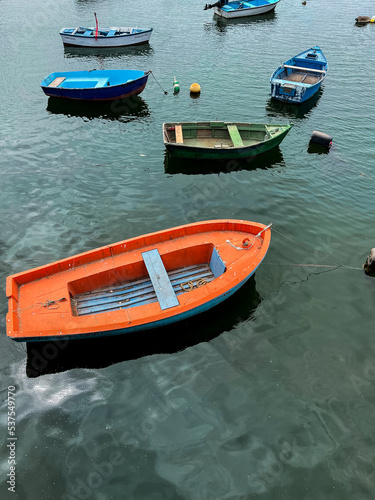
[
  {"x1": 204, "y1": 0, "x2": 281, "y2": 19},
  {"x1": 60, "y1": 26, "x2": 153, "y2": 48}
]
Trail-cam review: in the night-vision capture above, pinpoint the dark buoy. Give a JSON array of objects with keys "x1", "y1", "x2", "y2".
[
  {"x1": 302, "y1": 1, "x2": 306, "y2": 5},
  {"x1": 364, "y1": 248, "x2": 375, "y2": 276},
  {"x1": 355, "y1": 16, "x2": 373, "y2": 24},
  {"x1": 309, "y1": 130, "x2": 332, "y2": 148}
]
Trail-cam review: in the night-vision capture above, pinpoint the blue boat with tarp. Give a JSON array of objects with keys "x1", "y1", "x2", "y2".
[
  {"x1": 270, "y1": 46, "x2": 328, "y2": 103},
  {"x1": 40, "y1": 69, "x2": 150, "y2": 101}
]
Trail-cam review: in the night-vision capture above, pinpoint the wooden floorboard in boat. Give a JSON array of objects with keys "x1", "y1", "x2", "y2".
[
  {"x1": 284, "y1": 73, "x2": 305, "y2": 83},
  {"x1": 303, "y1": 75, "x2": 320, "y2": 84},
  {"x1": 284, "y1": 73, "x2": 320, "y2": 84}
]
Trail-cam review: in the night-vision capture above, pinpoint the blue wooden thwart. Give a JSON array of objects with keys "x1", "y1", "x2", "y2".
[
  {"x1": 142, "y1": 249, "x2": 179, "y2": 310},
  {"x1": 210, "y1": 247, "x2": 226, "y2": 278}
]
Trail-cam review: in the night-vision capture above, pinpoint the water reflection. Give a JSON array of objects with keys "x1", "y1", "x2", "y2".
[
  {"x1": 25, "y1": 277, "x2": 261, "y2": 377},
  {"x1": 207, "y1": 10, "x2": 277, "y2": 33},
  {"x1": 63, "y1": 44, "x2": 153, "y2": 59},
  {"x1": 266, "y1": 89, "x2": 323, "y2": 120},
  {"x1": 164, "y1": 147, "x2": 284, "y2": 175},
  {"x1": 46, "y1": 95, "x2": 150, "y2": 121},
  {"x1": 307, "y1": 143, "x2": 331, "y2": 155}
]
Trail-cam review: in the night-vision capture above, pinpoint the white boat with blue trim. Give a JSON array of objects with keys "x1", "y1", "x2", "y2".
[
  {"x1": 60, "y1": 26, "x2": 153, "y2": 48},
  {"x1": 204, "y1": 0, "x2": 281, "y2": 19}
]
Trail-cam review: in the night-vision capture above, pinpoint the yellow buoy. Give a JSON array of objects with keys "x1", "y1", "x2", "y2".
[{"x1": 190, "y1": 83, "x2": 201, "y2": 94}]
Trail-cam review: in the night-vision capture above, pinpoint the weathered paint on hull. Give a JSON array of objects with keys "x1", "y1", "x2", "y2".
[
  {"x1": 165, "y1": 128, "x2": 291, "y2": 160},
  {"x1": 60, "y1": 31, "x2": 152, "y2": 48},
  {"x1": 270, "y1": 81, "x2": 322, "y2": 103},
  {"x1": 214, "y1": 4, "x2": 276, "y2": 18},
  {"x1": 42, "y1": 78, "x2": 148, "y2": 101},
  {"x1": 12, "y1": 269, "x2": 259, "y2": 343}
]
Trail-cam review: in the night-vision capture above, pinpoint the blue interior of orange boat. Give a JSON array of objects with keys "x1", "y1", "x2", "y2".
[{"x1": 68, "y1": 244, "x2": 227, "y2": 316}]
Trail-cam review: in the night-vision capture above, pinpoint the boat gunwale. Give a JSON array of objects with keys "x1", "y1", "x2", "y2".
[
  {"x1": 218, "y1": 0, "x2": 280, "y2": 12},
  {"x1": 6, "y1": 220, "x2": 269, "y2": 284}
]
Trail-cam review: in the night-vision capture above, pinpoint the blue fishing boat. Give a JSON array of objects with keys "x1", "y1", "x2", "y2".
[
  {"x1": 270, "y1": 46, "x2": 328, "y2": 104},
  {"x1": 40, "y1": 69, "x2": 150, "y2": 101},
  {"x1": 204, "y1": 0, "x2": 280, "y2": 19}
]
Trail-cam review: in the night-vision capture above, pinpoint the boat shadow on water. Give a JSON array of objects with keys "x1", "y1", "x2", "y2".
[
  {"x1": 46, "y1": 95, "x2": 150, "y2": 121},
  {"x1": 266, "y1": 89, "x2": 323, "y2": 120},
  {"x1": 210, "y1": 10, "x2": 277, "y2": 33},
  {"x1": 25, "y1": 277, "x2": 261, "y2": 378},
  {"x1": 164, "y1": 147, "x2": 284, "y2": 175},
  {"x1": 63, "y1": 44, "x2": 153, "y2": 59}
]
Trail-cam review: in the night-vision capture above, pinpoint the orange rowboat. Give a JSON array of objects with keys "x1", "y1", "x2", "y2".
[{"x1": 6, "y1": 220, "x2": 271, "y2": 342}]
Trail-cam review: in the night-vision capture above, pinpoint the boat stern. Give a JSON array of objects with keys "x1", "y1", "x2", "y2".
[
  {"x1": 6, "y1": 276, "x2": 20, "y2": 340},
  {"x1": 270, "y1": 80, "x2": 307, "y2": 103}
]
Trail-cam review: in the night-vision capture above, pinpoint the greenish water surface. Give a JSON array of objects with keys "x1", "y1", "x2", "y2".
[{"x1": 1, "y1": 0, "x2": 375, "y2": 498}]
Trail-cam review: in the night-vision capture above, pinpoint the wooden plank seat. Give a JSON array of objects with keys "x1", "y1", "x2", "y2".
[
  {"x1": 265, "y1": 125, "x2": 272, "y2": 138},
  {"x1": 73, "y1": 263, "x2": 215, "y2": 316},
  {"x1": 283, "y1": 64, "x2": 326, "y2": 74},
  {"x1": 175, "y1": 124, "x2": 184, "y2": 144},
  {"x1": 107, "y1": 29, "x2": 117, "y2": 36},
  {"x1": 227, "y1": 124, "x2": 244, "y2": 148},
  {"x1": 142, "y1": 249, "x2": 179, "y2": 310},
  {"x1": 48, "y1": 77, "x2": 66, "y2": 88}
]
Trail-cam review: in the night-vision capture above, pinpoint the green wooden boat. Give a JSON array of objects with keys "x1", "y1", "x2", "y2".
[{"x1": 163, "y1": 121, "x2": 293, "y2": 160}]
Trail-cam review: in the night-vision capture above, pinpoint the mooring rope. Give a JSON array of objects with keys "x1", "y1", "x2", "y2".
[
  {"x1": 271, "y1": 227, "x2": 362, "y2": 271},
  {"x1": 264, "y1": 263, "x2": 338, "y2": 268},
  {"x1": 148, "y1": 70, "x2": 168, "y2": 95}
]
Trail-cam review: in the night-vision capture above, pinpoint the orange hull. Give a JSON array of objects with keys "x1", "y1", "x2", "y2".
[{"x1": 6, "y1": 220, "x2": 271, "y2": 342}]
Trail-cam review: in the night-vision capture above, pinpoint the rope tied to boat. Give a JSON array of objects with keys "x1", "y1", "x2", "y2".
[
  {"x1": 38, "y1": 297, "x2": 67, "y2": 309},
  {"x1": 180, "y1": 278, "x2": 208, "y2": 292},
  {"x1": 147, "y1": 70, "x2": 168, "y2": 95},
  {"x1": 227, "y1": 223, "x2": 273, "y2": 251}
]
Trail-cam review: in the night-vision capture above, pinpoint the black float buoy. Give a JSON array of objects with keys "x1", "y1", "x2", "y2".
[
  {"x1": 364, "y1": 248, "x2": 375, "y2": 277},
  {"x1": 309, "y1": 130, "x2": 333, "y2": 148}
]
